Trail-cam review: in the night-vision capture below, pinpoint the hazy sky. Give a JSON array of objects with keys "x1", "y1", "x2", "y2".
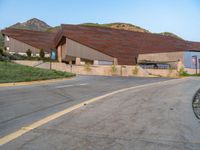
[{"x1": 0, "y1": 0, "x2": 200, "y2": 41}]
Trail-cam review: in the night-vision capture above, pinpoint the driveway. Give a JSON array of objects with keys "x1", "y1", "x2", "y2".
[{"x1": 0, "y1": 76, "x2": 200, "y2": 149}]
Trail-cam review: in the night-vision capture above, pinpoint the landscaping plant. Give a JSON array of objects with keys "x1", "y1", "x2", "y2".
[
  {"x1": 26, "y1": 49, "x2": 32, "y2": 57},
  {"x1": 39, "y1": 49, "x2": 45, "y2": 58}
]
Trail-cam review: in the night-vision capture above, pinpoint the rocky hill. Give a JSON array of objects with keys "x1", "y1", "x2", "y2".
[
  {"x1": 0, "y1": 18, "x2": 52, "y2": 48},
  {"x1": 10, "y1": 18, "x2": 51, "y2": 31}
]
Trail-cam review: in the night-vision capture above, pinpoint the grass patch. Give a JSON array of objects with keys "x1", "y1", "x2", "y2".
[
  {"x1": 0, "y1": 61, "x2": 75, "y2": 83},
  {"x1": 180, "y1": 73, "x2": 200, "y2": 77}
]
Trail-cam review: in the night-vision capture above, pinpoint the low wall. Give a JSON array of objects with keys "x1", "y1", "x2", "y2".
[
  {"x1": 185, "y1": 68, "x2": 200, "y2": 74},
  {"x1": 51, "y1": 63, "x2": 146, "y2": 76},
  {"x1": 13, "y1": 60, "x2": 178, "y2": 77},
  {"x1": 14, "y1": 60, "x2": 43, "y2": 67},
  {"x1": 145, "y1": 69, "x2": 178, "y2": 77}
]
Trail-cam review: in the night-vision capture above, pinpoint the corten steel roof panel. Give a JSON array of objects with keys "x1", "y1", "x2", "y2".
[
  {"x1": 2, "y1": 25, "x2": 200, "y2": 65},
  {"x1": 186, "y1": 41, "x2": 200, "y2": 51},
  {"x1": 1, "y1": 28, "x2": 56, "y2": 52},
  {"x1": 57, "y1": 24, "x2": 200, "y2": 65}
]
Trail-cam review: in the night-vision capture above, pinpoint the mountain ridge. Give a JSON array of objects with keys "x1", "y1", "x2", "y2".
[
  {"x1": 10, "y1": 18, "x2": 52, "y2": 31},
  {"x1": 0, "y1": 18, "x2": 184, "y2": 49},
  {"x1": 9, "y1": 18, "x2": 183, "y2": 40}
]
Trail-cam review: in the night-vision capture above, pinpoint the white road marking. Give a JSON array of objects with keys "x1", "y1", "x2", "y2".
[
  {"x1": 55, "y1": 83, "x2": 89, "y2": 89},
  {"x1": 0, "y1": 78, "x2": 186, "y2": 146},
  {"x1": 79, "y1": 83, "x2": 89, "y2": 86}
]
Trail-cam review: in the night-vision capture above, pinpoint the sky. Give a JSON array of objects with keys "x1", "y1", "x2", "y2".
[{"x1": 0, "y1": 0, "x2": 200, "y2": 41}]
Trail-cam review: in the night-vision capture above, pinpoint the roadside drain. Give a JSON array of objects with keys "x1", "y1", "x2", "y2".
[{"x1": 193, "y1": 89, "x2": 200, "y2": 119}]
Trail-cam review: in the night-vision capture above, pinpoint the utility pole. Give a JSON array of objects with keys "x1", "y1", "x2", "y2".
[{"x1": 199, "y1": 59, "x2": 200, "y2": 74}]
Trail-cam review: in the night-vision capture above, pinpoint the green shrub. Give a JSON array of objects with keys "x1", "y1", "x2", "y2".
[
  {"x1": 111, "y1": 65, "x2": 117, "y2": 74},
  {"x1": 26, "y1": 49, "x2": 32, "y2": 57},
  {"x1": 84, "y1": 63, "x2": 91, "y2": 72},
  {"x1": 39, "y1": 49, "x2": 45, "y2": 58},
  {"x1": 178, "y1": 67, "x2": 188, "y2": 76},
  {"x1": 132, "y1": 66, "x2": 139, "y2": 75},
  {"x1": 0, "y1": 55, "x2": 9, "y2": 61}
]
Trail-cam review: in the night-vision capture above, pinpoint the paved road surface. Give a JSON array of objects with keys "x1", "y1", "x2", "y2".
[{"x1": 0, "y1": 76, "x2": 200, "y2": 149}]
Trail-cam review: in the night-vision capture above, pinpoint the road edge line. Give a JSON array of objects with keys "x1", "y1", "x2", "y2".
[
  {"x1": 0, "y1": 78, "x2": 186, "y2": 146},
  {"x1": 0, "y1": 77, "x2": 74, "y2": 87}
]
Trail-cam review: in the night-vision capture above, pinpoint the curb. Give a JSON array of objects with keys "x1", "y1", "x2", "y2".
[
  {"x1": 0, "y1": 77, "x2": 186, "y2": 146},
  {"x1": 0, "y1": 77, "x2": 74, "y2": 87}
]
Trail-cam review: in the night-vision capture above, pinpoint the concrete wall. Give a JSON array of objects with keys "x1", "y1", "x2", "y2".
[
  {"x1": 138, "y1": 51, "x2": 184, "y2": 63},
  {"x1": 61, "y1": 38, "x2": 114, "y2": 62},
  {"x1": 14, "y1": 60, "x2": 43, "y2": 67},
  {"x1": 13, "y1": 60, "x2": 178, "y2": 77},
  {"x1": 144, "y1": 69, "x2": 178, "y2": 77},
  {"x1": 185, "y1": 68, "x2": 200, "y2": 74},
  {"x1": 4, "y1": 37, "x2": 40, "y2": 56}
]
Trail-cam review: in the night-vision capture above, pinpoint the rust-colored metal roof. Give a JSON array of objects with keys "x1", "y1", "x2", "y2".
[
  {"x1": 57, "y1": 24, "x2": 200, "y2": 65},
  {"x1": 186, "y1": 41, "x2": 200, "y2": 51},
  {"x1": 1, "y1": 28, "x2": 56, "y2": 52},
  {"x1": 2, "y1": 25, "x2": 200, "y2": 65}
]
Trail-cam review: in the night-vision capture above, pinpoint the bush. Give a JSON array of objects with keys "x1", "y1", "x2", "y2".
[
  {"x1": 84, "y1": 63, "x2": 91, "y2": 72},
  {"x1": 111, "y1": 65, "x2": 117, "y2": 74},
  {"x1": 132, "y1": 66, "x2": 139, "y2": 75},
  {"x1": 39, "y1": 49, "x2": 45, "y2": 58},
  {"x1": 0, "y1": 55, "x2": 9, "y2": 61},
  {"x1": 178, "y1": 67, "x2": 188, "y2": 76},
  {"x1": 26, "y1": 49, "x2": 32, "y2": 57}
]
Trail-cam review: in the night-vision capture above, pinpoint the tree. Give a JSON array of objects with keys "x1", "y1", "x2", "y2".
[
  {"x1": 26, "y1": 49, "x2": 32, "y2": 57},
  {"x1": 39, "y1": 49, "x2": 45, "y2": 58}
]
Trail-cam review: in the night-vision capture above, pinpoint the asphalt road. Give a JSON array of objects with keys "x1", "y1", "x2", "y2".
[{"x1": 0, "y1": 76, "x2": 200, "y2": 150}]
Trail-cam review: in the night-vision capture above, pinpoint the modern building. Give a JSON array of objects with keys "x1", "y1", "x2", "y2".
[
  {"x1": 2, "y1": 28, "x2": 56, "y2": 56},
  {"x1": 2, "y1": 25, "x2": 200, "y2": 69}
]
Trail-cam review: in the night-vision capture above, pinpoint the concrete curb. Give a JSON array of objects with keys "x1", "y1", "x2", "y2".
[
  {"x1": 0, "y1": 77, "x2": 74, "y2": 87},
  {"x1": 0, "y1": 77, "x2": 187, "y2": 146}
]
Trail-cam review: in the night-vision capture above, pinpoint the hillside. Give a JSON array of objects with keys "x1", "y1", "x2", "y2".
[
  {"x1": 7, "y1": 18, "x2": 183, "y2": 39},
  {"x1": 0, "y1": 18, "x2": 183, "y2": 48},
  {"x1": 46, "y1": 26, "x2": 61, "y2": 33},
  {"x1": 10, "y1": 18, "x2": 51, "y2": 31},
  {"x1": 0, "y1": 18, "x2": 52, "y2": 49},
  {"x1": 81, "y1": 23, "x2": 150, "y2": 33},
  {"x1": 159, "y1": 32, "x2": 183, "y2": 40},
  {"x1": 81, "y1": 23, "x2": 183, "y2": 39}
]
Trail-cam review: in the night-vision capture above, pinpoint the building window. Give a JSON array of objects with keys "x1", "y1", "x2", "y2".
[{"x1": 6, "y1": 36, "x2": 10, "y2": 41}]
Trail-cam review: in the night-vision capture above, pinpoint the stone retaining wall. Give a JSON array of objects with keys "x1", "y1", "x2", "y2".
[{"x1": 13, "y1": 60, "x2": 178, "y2": 77}]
